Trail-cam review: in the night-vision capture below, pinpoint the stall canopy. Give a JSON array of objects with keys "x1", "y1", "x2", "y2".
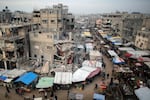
[
  {"x1": 118, "y1": 47, "x2": 135, "y2": 51},
  {"x1": 93, "y1": 93, "x2": 105, "y2": 100},
  {"x1": 0, "y1": 75, "x2": 7, "y2": 81},
  {"x1": 85, "y1": 43, "x2": 93, "y2": 53},
  {"x1": 134, "y1": 87, "x2": 150, "y2": 100},
  {"x1": 107, "y1": 50, "x2": 118, "y2": 57},
  {"x1": 3, "y1": 69, "x2": 27, "y2": 79},
  {"x1": 82, "y1": 60, "x2": 103, "y2": 68},
  {"x1": 54, "y1": 72, "x2": 72, "y2": 84},
  {"x1": 15, "y1": 72, "x2": 38, "y2": 85},
  {"x1": 36, "y1": 77, "x2": 54, "y2": 88},
  {"x1": 127, "y1": 51, "x2": 150, "y2": 58},
  {"x1": 89, "y1": 50, "x2": 102, "y2": 60},
  {"x1": 113, "y1": 57, "x2": 125, "y2": 64}
]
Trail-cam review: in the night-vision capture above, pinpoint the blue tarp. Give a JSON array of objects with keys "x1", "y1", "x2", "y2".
[
  {"x1": 93, "y1": 93, "x2": 105, "y2": 100},
  {"x1": 0, "y1": 75, "x2": 7, "y2": 81},
  {"x1": 15, "y1": 72, "x2": 38, "y2": 85}
]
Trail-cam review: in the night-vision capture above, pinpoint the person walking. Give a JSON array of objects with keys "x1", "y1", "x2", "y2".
[
  {"x1": 94, "y1": 84, "x2": 98, "y2": 89},
  {"x1": 107, "y1": 73, "x2": 110, "y2": 79},
  {"x1": 6, "y1": 85, "x2": 10, "y2": 93},
  {"x1": 54, "y1": 95, "x2": 57, "y2": 100},
  {"x1": 44, "y1": 92, "x2": 47, "y2": 99}
]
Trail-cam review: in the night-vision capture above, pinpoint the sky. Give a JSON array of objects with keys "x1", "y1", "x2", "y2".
[{"x1": 0, "y1": 0, "x2": 150, "y2": 14}]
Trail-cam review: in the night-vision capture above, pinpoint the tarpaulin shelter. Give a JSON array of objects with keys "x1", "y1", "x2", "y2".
[
  {"x1": 0, "y1": 75, "x2": 7, "y2": 81},
  {"x1": 15, "y1": 72, "x2": 38, "y2": 85}
]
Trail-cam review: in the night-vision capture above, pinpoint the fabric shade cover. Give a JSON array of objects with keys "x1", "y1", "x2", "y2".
[{"x1": 36, "y1": 77, "x2": 54, "y2": 88}]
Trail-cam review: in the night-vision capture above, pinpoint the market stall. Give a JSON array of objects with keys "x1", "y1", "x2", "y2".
[
  {"x1": 36, "y1": 77, "x2": 54, "y2": 89},
  {"x1": 54, "y1": 72, "x2": 72, "y2": 89}
]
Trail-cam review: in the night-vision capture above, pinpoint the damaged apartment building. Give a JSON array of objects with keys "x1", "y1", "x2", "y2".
[
  {"x1": 30, "y1": 4, "x2": 75, "y2": 70},
  {"x1": 32, "y1": 3, "x2": 74, "y2": 34},
  {"x1": 0, "y1": 23, "x2": 39, "y2": 69}
]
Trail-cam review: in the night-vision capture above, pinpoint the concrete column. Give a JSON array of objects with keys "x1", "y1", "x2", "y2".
[{"x1": 2, "y1": 50, "x2": 7, "y2": 70}]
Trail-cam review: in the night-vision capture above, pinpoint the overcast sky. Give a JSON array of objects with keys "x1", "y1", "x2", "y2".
[{"x1": 0, "y1": 0, "x2": 150, "y2": 14}]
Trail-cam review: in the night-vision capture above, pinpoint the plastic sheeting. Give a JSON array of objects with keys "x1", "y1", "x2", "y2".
[{"x1": 15, "y1": 72, "x2": 38, "y2": 85}]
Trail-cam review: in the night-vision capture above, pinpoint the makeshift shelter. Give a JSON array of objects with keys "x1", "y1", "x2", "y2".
[
  {"x1": 127, "y1": 51, "x2": 150, "y2": 59},
  {"x1": 93, "y1": 93, "x2": 105, "y2": 100},
  {"x1": 3, "y1": 69, "x2": 27, "y2": 79},
  {"x1": 72, "y1": 69, "x2": 91, "y2": 82},
  {"x1": 72, "y1": 66, "x2": 100, "y2": 82},
  {"x1": 82, "y1": 60, "x2": 103, "y2": 68},
  {"x1": 36, "y1": 77, "x2": 54, "y2": 88},
  {"x1": 85, "y1": 43, "x2": 93, "y2": 53},
  {"x1": 134, "y1": 87, "x2": 150, "y2": 100},
  {"x1": 83, "y1": 32, "x2": 92, "y2": 37},
  {"x1": 15, "y1": 72, "x2": 38, "y2": 85},
  {"x1": 118, "y1": 47, "x2": 135, "y2": 51},
  {"x1": 54, "y1": 72, "x2": 72, "y2": 85},
  {"x1": 89, "y1": 50, "x2": 102, "y2": 60},
  {"x1": 107, "y1": 50, "x2": 118, "y2": 57},
  {"x1": 112, "y1": 57, "x2": 125, "y2": 64}
]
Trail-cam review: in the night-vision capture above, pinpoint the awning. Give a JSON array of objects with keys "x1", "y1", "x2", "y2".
[
  {"x1": 36, "y1": 77, "x2": 54, "y2": 88},
  {"x1": 93, "y1": 93, "x2": 105, "y2": 100},
  {"x1": 15, "y1": 72, "x2": 38, "y2": 85}
]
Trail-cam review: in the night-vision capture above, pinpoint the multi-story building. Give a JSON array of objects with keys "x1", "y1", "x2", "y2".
[
  {"x1": 101, "y1": 12, "x2": 123, "y2": 35},
  {"x1": 0, "y1": 6, "x2": 12, "y2": 24},
  {"x1": 122, "y1": 13, "x2": 143, "y2": 42},
  {"x1": 135, "y1": 30, "x2": 150, "y2": 50},
  {"x1": 11, "y1": 11, "x2": 32, "y2": 24},
  {"x1": 29, "y1": 30, "x2": 55, "y2": 66},
  {"x1": 0, "y1": 23, "x2": 39, "y2": 69},
  {"x1": 32, "y1": 4, "x2": 74, "y2": 33}
]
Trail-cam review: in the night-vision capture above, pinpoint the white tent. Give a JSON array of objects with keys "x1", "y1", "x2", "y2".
[
  {"x1": 72, "y1": 69, "x2": 91, "y2": 82},
  {"x1": 72, "y1": 66, "x2": 100, "y2": 82},
  {"x1": 54, "y1": 72, "x2": 72, "y2": 84},
  {"x1": 134, "y1": 87, "x2": 150, "y2": 100}
]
